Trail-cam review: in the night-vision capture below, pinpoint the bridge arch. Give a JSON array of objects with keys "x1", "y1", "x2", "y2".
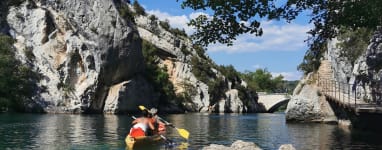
[
  {"x1": 267, "y1": 99, "x2": 290, "y2": 113},
  {"x1": 258, "y1": 94, "x2": 291, "y2": 113}
]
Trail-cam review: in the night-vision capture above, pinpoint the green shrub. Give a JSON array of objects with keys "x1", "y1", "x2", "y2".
[
  {"x1": 7, "y1": 0, "x2": 25, "y2": 7},
  {"x1": 190, "y1": 56, "x2": 216, "y2": 83},
  {"x1": 170, "y1": 28, "x2": 187, "y2": 37},
  {"x1": 178, "y1": 79, "x2": 197, "y2": 102},
  {"x1": 159, "y1": 20, "x2": 170, "y2": 31},
  {"x1": 207, "y1": 77, "x2": 227, "y2": 105},
  {"x1": 118, "y1": 4, "x2": 135, "y2": 23},
  {"x1": 297, "y1": 44, "x2": 324, "y2": 75},
  {"x1": 0, "y1": 34, "x2": 40, "y2": 111},
  {"x1": 158, "y1": 20, "x2": 187, "y2": 37},
  {"x1": 24, "y1": 46, "x2": 35, "y2": 61},
  {"x1": 240, "y1": 69, "x2": 286, "y2": 93},
  {"x1": 141, "y1": 40, "x2": 178, "y2": 105},
  {"x1": 180, "y1": 45, "x2": 191, "y2": 56},
  {"x1": 337, "y1": 27, "x2": 372, "y2": 66},
  {"x1": 133, "y1": 0, "x2": 146, "y2": 16}
]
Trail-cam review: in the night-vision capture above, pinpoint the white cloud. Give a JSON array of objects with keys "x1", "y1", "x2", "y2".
[
  {"x1": 271, "y1": 71, "x2": 302, "y2": 81},
  {"x1": 208, "y1": 21, "x2": 312, "y2": 53},
  {"x1": 252, "y1": 64, "x2": 263, "y2": 69},
  {"x1": 146, "y1": 10, "x2": 311, "y2": 53},
  {"x1": 147, "y1": 10, "x2": 208, "y2": 35}
]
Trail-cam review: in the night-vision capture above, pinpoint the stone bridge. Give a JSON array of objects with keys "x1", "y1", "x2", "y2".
[{"x1": 258, "y1": 93, "x2": 290, "y2": 113}]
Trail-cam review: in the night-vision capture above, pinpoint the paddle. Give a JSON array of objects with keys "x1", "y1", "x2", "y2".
[
  {"x1": 138, "y1": 105, "x2": 190, "y2": 140},
  {"x1": 130, "y1": 115, "x2": 174, "y2": 146}
]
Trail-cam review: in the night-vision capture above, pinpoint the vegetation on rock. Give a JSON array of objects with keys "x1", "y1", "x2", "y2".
[
  {"x1": 0, "y1": 34, "x2": 40, "y2": 112},
  {"x1": 241, "y1": 69, "x2": 287, "y2": 93},
  {"x1": 133, "y1": 0, "x2": 146, "y2": 16},
  {"x1": 141, "y1": 40, "x2": 183, "y2": 108},
  {"x1": 337, "y1": 27, "x2": 373, "y2": 66}
]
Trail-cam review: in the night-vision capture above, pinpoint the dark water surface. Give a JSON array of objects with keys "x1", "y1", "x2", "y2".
[{"x1": 1, "y1": 113, "x2": 382, "y2": 150}]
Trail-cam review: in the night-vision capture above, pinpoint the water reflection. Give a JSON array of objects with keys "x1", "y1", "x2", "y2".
[{"x1": 1, "y1": 113, "x2": 382, "y2": 150}]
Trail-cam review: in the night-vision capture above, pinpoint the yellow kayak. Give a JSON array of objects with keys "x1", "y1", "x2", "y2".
[{"x1": 125, "y1": 134, "x2": 163, "y2": 149}]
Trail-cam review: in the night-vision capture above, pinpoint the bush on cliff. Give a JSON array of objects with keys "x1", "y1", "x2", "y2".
[
  {"x1": 337, "y1": 27, "x2": 373, "y2": 66},
  {"x1": 141, "y1": 40, "x2": 183, "y2": 107},
  {"x1": 0, "y1": 34, "x2": 40, "y2": 112},
  {"x1": 133, "y1": 0, "x2": 146, "y2": 16}
]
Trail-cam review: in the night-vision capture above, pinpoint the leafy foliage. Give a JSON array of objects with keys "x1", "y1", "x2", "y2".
[
  {"x1": 159, "y1": 20, "x2": 171, "y2": 31},
  {"x1": 190, "y1": 56, "x2": 216, "y2": 83},
  {"x1": 180, "y1": 0, "x2": 382, "y2": 73},
  {"x1": 337, "y1": 27, "x2": 372, "y2": 65},
  {"x1": 297, "y1": 44, "x2": 324, "y2": 75},
  {"x1": 178, "y1": 78, "x2": 198, "y2": 103},
  {"x1": 159, "y1": 20, "x2": 188, "y2": 37},
  {"x1": 141, "y1": 40, "x2": 179, "y2": 106},
  {"x1": 118, "y1": 4, "x2": 135, "y2": 23},
  {"x1": 241, "y1": 69, "x2": 286, "y2": 93},
  {"x1": 0, "y1": 34, "x2": 40, "y2": 111},
  {"x1": 181, "y1": 0, "x2": 382, "y2": 46},
  {"x1": 133, "y1": 0, "x2": 146, "y2": 16},
  {"x1": 180, "y1": 0, "x2": 277, "y2": 46}
]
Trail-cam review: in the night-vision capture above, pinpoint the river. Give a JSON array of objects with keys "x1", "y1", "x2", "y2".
[{"x1": 0, "y1": 113, "x2": 381, "y2": 150}]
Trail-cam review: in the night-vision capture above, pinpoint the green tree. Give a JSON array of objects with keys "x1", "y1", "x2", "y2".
[
  {"x1": 0, "y1": 34, "x2": 40, "y2": 111},
  {"x1": 241, "y1": 68, "x2": 285, "y2": 93},
  {"x1": 180, "y1": 0, "x2": 382, "y2": 47},
  {"x1": 133, "y1": 0, "x2": 146, "y2": 16},
  {"x1": 180, "y1": 0, "x2": 382, "y2": 73},
  {"x1": 141, "y1": 40, "x2": 178, "y2": 106},
  {"x1": 337, "y1": 27, "x2": 372, "y2": 66}
]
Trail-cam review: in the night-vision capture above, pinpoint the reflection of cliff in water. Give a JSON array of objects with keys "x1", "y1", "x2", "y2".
[{"x1": 287, "y1": 123, "x2": 338, "y2": 150}]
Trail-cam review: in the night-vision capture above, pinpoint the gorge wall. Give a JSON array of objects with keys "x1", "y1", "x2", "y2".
[
  {"x1": 286, "y1": 27, "x2": 382, "y2": 122},
  {"x1": 1, "y1": 0, "x2": 264, "y2": 113}
]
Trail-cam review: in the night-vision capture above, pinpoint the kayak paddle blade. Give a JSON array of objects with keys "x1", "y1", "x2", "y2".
[
  {"x1": 177, "y1": 128, "x2": 190, "y2": 139},
  {"x1": 138, "y1": 105, "x2": 147, "y2": 111}
]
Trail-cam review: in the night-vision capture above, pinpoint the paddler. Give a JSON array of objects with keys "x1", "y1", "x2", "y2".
[
  {"x1": 148, "y1": 108, "x2": 169, "y2": 134},
  {"x1": 129, "y1": 110, "x2": 155, "y2": 137}
]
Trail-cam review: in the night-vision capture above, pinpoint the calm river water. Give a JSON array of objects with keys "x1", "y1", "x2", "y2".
[{"x1": 1, "y1": 113, "x2": 381, "y2": 150}]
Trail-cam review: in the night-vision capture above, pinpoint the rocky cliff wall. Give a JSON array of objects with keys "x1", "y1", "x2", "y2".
[
  {"x1": 287, "y1": 27, "x2": 382, "y2": 121},
  {"x1": 324, "y1": 27, "x2": 382, "y2": 103},
  {"x1": 135, "y1": 14, "x2": 263, "y2": 113},
  {"x1": 2, "y1": 0, "x2": 263, "y2": 113},
  {"x1": 5, "y1": 0, "x2": 147, "y2": 113}
]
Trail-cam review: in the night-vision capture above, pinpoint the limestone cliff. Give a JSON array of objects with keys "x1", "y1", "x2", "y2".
[
  {"x1": 1, "y1": 0, "x2": 263, "y2": 113},
  {"x1": 285, "y1": 73, "x2": 336, "y2": 122},
  {"x1": 286, "y1": 27, "x2": 382, "y2": 122},
  {"x1": 324, "y1": 27, "x2": 382, "y2": 104},
  {"x1": 135, "y1": 13, "x2": 263, "y2": 113}
]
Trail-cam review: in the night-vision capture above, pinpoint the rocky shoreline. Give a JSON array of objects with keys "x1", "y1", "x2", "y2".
[{"x1": 202, "y1": 140, "x2": 295, "y2": 150}]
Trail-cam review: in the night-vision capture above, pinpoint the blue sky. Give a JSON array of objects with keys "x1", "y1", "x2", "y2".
[{"x1": 137, "y1": 0, "x2": 312, "y2": 80}]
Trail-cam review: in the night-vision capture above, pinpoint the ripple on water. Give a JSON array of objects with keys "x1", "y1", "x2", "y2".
[{"x1": 1, "y1": 113, "x2": 382, "y2": 149}]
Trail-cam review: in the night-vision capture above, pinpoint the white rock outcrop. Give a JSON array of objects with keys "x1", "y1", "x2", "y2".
[
  {"x1": 203, "y1": 140, "x2": 262, "y2": 150},
  {"x1": 285, "y1": 74, "x2": 336, "y2": 122},
  {"x1": 7, "y1": 0, "x2": 144, "y2": 113},
  {"x1": 3, "y1": 0, "x2": 263, "y2": 113}
]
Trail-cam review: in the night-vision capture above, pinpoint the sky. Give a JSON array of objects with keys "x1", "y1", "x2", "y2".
[{"x1": 137, "y1": 0, "x2": 312, "y2": 81}]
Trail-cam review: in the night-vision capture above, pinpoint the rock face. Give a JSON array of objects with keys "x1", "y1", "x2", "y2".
[
  {"x1": 135, "y1": 15, "x2": 262, "y2": 113},
  {"x1": 352, "y1": 27, "x2": 382, "y2": 101},
  {"x1": 2, "y1": 0, "x2": 263, "y2": 113},
  {"x1": 202, "y1": 140, "x2": 262, "y2": 150},
  {"x1": 324, "y1": 27, "x2": 382, "y2": 103},
  {"x1": 202, "y1": 140, "x2": 296, "y2": 150},
  {"x1": 287, "y1": 27, "x2": 382, "y2": 121},
  {"x1": 285, "y1": 73, "x2": 336, "y2": 122},
  {"x1": 6, "y1": 0, "x2": 145, "y2": 113}
]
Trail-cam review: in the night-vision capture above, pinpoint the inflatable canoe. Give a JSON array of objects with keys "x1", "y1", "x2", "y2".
[{"x1": 125, "y1": 134, "x2": 163, "y2": 149}]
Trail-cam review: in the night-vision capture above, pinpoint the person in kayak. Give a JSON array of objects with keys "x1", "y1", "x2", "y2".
[
  {"x1": 148, "y1": 108, "x2": 168, "y2": 134},
  {"x1": 129, "y1": 110, "x2": 155, "y2": 137}
]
